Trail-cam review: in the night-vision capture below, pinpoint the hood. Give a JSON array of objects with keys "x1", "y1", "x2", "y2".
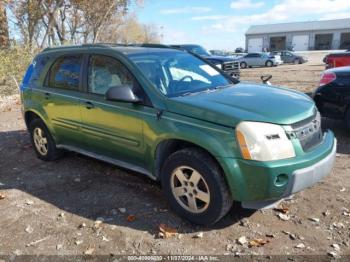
[{"x1": 166, "y1": 83, "x2": 315, "y2": 127}]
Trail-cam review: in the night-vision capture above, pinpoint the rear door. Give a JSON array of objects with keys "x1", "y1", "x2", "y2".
[
  {"x1": 41, "y1": 54, "x2": 86, "y2": 148},
  {"x1": 283, "y1": 52, "x2": 293, "y2": 63},
  {"x1": 79, "y1": 54, "x2": 145, "y2": 166}
]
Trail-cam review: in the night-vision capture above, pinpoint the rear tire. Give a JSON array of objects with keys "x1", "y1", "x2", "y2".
[
  {"x1": 265, "y1": 60, "x2": 273, "y2": 67},
  {"x1": 29, "y1": 118, "x2": 63, "y2": 161},
  {"x1": 161, "y1": 148, "x2": 233, "y2": 225},
  {"x1": 294, "y1": 59, "x2": 300, "y2": 65},
  {"x1": 240, "y1": 62, "x2": 247, "y2": 69}
]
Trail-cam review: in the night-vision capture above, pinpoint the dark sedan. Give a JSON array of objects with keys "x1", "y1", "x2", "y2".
[
  {"x1": 170, "y1": 44, "x2": 240, "y2": 78},
  {"x1": 313, "y1": 66, "x2": 350, "y2": 129}
]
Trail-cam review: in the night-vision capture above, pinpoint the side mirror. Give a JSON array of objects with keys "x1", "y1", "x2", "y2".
[
  {"x1": 261, "y1": 75, "x2": 272, "y2": 85},
  {"x1": 106, "y1": 85, "x2": 141, "y2": 103}
]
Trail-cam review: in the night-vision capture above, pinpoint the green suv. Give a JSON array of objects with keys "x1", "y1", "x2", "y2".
[{"x1": 21, "y1": 44, "x2": 336, "y2": 225}]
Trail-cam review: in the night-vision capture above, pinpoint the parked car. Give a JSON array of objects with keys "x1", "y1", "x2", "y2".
[
  {"x1": 209, "y1": 49, "x2": 226, "y2": 56},
  {"x1": 170, "y1": 44, "x2": 240, "y2": 78},
  {"x1": 237, "y1": 52, "x2": 283, "y2": 68},
  {"x1": 271, "y1": 51, "x2": 308, "y2": 64},
  {"x1": 323, "y1": 51, "x2": 350, "y2": 69},
  {"x1": 21, "y1": 44, "x2": 336, "y2": 225},
  {"x1": 313, "y1": 66, "x2": 350, "y2": 129},
  {"x1": 235, "y1": 47, "x2": 245, "y2": 53}
]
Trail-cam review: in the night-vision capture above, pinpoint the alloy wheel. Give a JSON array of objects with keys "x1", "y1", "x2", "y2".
[
  {"x1": 33, "y1": 127, "x2": 48, "y2": 156},
  {"x1": 170, "y1": 166, "x2": 210, "y2": 213}
]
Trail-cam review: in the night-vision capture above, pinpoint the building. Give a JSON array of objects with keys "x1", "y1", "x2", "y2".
[{"x1": 245, "y1": 18, "x2": 350, "y2": 52}]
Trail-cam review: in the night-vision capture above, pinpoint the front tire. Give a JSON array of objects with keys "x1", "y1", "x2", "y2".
[
  {"x1": 240, "y1": 62, "x2": 247, "y2": 69},
  {"x1": 29, "y1": 118, "x2": 63, "y2": 161},
  {"x1": 161, "y1": 148, "x2": 233, "y2": 225},
  {"x1": 294, "y1": 59, "x2": 300, "y2": 65},
  {"x1": 265, "y1": 60, "x2": 273, "y2": 67}
]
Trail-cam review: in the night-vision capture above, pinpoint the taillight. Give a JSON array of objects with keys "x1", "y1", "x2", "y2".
[{"x1": 319, "y1": 72, "x2": 336, "y2": 86}]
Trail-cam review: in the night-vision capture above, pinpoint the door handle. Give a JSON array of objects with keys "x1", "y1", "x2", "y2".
[
  {"x1": 85, "y1": 101, "x2": 95, "y2": 109},
  {"x1": 44, "y1": 92, "x2": 50, "y2": 100}
]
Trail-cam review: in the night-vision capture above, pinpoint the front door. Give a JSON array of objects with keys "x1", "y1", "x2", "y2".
[{"x1": 80, "y1": 54, "x2": 145, "y2": 166}]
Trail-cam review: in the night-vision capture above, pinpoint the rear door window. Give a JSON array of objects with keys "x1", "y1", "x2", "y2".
[{"x1": 47, "y1": 55, "x2": 82, "y2": 90}]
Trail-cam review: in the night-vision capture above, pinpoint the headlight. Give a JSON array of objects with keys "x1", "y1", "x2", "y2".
[
  {"x1": 236, "y1": 121, "x2": 295, "y2": 161},
  {"x1": 215, "y1": 63, "x2": 222, "y2": 69}
]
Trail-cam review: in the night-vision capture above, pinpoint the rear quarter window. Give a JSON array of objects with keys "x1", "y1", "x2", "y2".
[{"x1": 24, "y1": 55, "x2": 51, "y2": 87}]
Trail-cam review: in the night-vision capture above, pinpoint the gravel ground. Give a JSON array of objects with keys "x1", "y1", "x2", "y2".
[{"x1": 0, "y1": 52, "x2": 349, "y2": 260}]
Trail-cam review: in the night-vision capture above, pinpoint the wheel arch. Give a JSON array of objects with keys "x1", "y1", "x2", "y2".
[
  {"x1": 24, "y1": 110, "x2": 42, "y2": 129},
  {"x1": 265, "y1": 60, "x2": 273, "y2": 66},
  {"x1": 240, "y1": 61, "x2": 247, "y2": 67},
  {"x1": 154, "y1": 138, "x2": 225, "y2": 181},
  {"x1": 23, "y1": 110, "x2": 56, "y2": 139}
]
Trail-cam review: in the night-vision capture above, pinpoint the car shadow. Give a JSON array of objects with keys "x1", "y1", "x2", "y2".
[{"x1": 0, "y1": 129, "x2": 254, "y2": 235}]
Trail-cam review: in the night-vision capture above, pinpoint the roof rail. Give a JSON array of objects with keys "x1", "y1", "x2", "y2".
[
  {"x1": 42, "y1": 43, "x2": 114, "y2": 52},
  {"x1": 93, "y1": 43, "x2": 171, "y2": 48},
  {"x1": 42, "y1": 44, "x2": 82, "y2": 52},
  {"x1": 81, "y1": 43, "x2": 112, "y2": 48},
  {"x1": 138, "y1": 43, "x2": 171, "y2": 48},
  {"x1": 42, "y1": 42, "x2": 172, "y2": 52}
]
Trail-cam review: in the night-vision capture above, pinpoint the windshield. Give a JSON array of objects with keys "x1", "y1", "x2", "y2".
[
  {"x1": 184, "y1": 45, "x2": 212, "y2": 56},
  {"x1": 128, "y1": 51, "x2": 233, "y2": 97}
]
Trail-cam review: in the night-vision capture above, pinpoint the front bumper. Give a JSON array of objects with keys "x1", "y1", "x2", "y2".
[
  {"x1": 242, "y1": 138, "x2": 336, "y2": 209},
  {"x1": 223, "y1": 69, "x2": 240, "y2": 78},
  {"x1": 217, "y1": 130, "x2": 336, "y2": 208},
  {"x1": 274, "y1": 60, "x2": 283, "y2": 65},
  {"x1": 284, "y1": 139, "x2": 336, "y2": 196}
]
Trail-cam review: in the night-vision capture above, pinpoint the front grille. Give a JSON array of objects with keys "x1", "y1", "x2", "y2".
[
  {"x1": 222, "y1": 61, "x2": 240, "y2": 71},
  {"x1": 290, "y1": 111, "x2": 323, "y2": 152}
]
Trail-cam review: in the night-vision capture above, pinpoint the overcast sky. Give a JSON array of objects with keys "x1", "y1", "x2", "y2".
[{"x1": 135, "y1": 0, "x2": 350, "y2": 50}]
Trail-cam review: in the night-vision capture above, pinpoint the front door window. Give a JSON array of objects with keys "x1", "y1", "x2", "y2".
[{"x1": 88, "y1": 55, "x2": 134, "y2": 95}]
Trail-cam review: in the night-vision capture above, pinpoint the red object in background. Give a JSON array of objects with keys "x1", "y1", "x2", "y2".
[
  {"x1": 319, "y1": 72, "x2": 336, "y2": 86},
  {"x1": 325, "y1": 52, "x2": 350, "y2": 69}
]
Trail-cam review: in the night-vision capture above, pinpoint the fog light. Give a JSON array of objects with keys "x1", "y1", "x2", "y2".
[{"x1": 275, "y1": 174, "x2": 289, "y2": 187}]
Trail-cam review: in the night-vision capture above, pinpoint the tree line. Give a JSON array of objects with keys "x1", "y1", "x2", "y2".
[{"x1": 0, "y1": 0, "x2": 160, "y2": 49}]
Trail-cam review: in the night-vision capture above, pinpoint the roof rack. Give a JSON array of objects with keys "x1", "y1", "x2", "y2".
[
  {"x1": 42, "y1": 43, "x2": 116, "y2": 52},
  {"x1": 42, "y1": 43, "x2": 172, "y2": 52},
  {"x1": 93, "y1": 43, "x2": 172, "y2": 48},
  {"x1": 42, "y1": 44, "x2": 84, "y2": 52}
]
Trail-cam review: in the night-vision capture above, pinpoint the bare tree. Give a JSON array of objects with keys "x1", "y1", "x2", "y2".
[
  {"x1": 40, "y1": 0, "x2": 64, "y2": 47},
  {"x1": 143, "y1": 23, "x2": 160, "y2": 43},
  {"x1": 99, "y1": 13, "x2": 160, "y2": 44},
  {"x1": 0, "y1": 0, "x2": 10, "y2": 47},
  {"x1": 73, "y1": 0, "x2": 128, "y2": 43},
  {"x1": 9, "y1": 0, "x2": 43, "y2": 48},
  {"x1": 7, "y1": 0, "x2": 155, "y2": 48}
]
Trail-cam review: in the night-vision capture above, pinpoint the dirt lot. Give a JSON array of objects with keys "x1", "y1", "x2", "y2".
[{"x1": 0, "y1": 52, "x2": 349, "y2": 260}]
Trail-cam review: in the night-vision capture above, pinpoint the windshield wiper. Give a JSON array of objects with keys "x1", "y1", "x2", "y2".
[
  {"x1": 180, "y1": 85, "x2": 232, "y2": 97},
  {"x1": 181, "y1": 92, "x2": 193, "y2": 97},
  {"x1": 180, "y1": 88, "x2": 214, "y2": 97},
  {"x1": 214, "y1": 84, "x2": 233, "y2": 90}
]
